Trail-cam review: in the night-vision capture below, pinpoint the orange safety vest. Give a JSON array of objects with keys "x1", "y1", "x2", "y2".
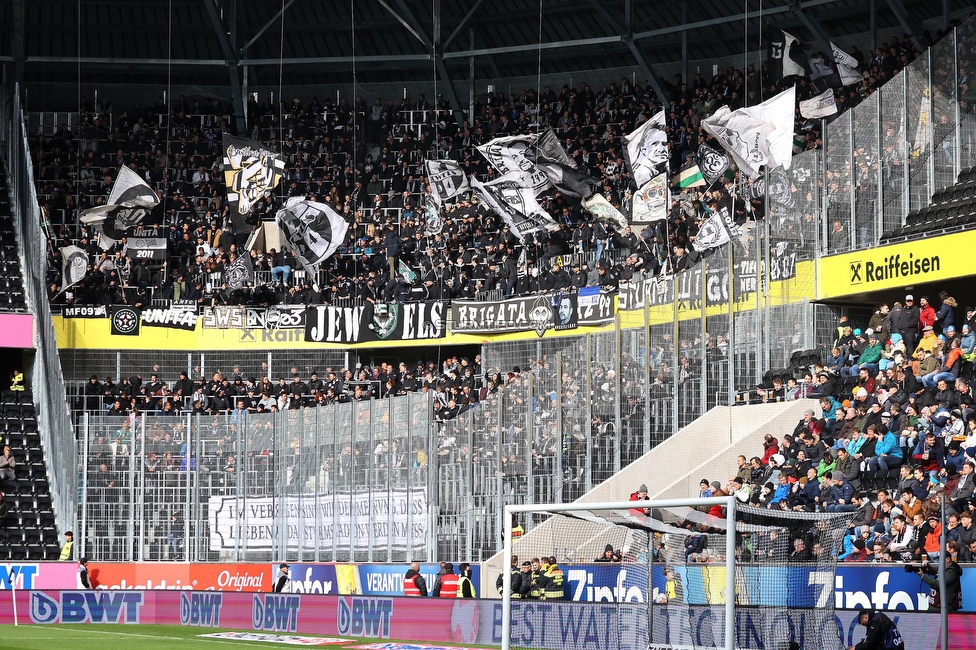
[
  {"x1": 404, "y1": 574, "x2": 421, "y2": 596},
  {"x1": 439, "y1": 573, "x2": 459, "y2": 598}
]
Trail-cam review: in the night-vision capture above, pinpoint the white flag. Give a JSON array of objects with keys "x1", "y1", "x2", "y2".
[
  {"x1": 623, "y1": 110, "x2": 669, "y2": 187},
  {"x1": 799, "y1": 89, "x2": 838, "y2": 119},
  {"x1": 831, "y1": 43, "x2": 862, "y2": 86},
  {"x1": 693, "y1": 212, "x2": 731, "y2": 252},
  {"x1": 79, "y1": 165, "x2": 160, "y2": 250},
  {"x1": 631, "y1": 174, "x2": 670, "y2": 222},
  {"x1": 275, "y1": 197, "x2": 350, "y2": 272},
  {"x1": 702, "y1": 86, "x2": 796, "y2": 178},
  {"x1": 424, "y1": 159, "x2": 469, "y2": 206},
  {"x1": 582, "y1": 194, "x2": 629, "y2": 231},
  {"x1": 831, "y1": 42, "x2": 860, "y2": 69},
  {"x1": 60, "y1": 245, "x2": 89, "y2": 292}
]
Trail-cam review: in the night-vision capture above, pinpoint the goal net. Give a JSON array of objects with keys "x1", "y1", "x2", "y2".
[{"x1": 500, "y1": 497, "x2": 854, "y2": 650}]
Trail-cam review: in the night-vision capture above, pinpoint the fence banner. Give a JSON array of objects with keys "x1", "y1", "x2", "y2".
[
  {"x1": 207, "y1": 489, "x2": 428, "y2": 552},
  {"x1": 0, "y1": 589, "x2": 966, "y2": 649},
  {"x1": 87, "y1": 563, "x2": 274, "y2": 592},
  {"x1": 0, "y1": 562, "x2": 77, "y2": 589},
  {"x1": 451, "y1": 290, "x2": 613, "y2": 336}
]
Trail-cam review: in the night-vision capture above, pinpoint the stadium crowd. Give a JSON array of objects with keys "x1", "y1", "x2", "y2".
[
  {"x1": 700, "y1": 291, "x2": 976, "y2": 563},
  {"x1": 34, "y1": 33, "x2": 927, "y2": 310}
]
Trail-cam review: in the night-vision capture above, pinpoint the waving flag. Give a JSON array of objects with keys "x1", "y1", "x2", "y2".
[
  {"x1": 582, "y1": 193, "x2": 629, "y2": 231},
  {"x1": 425, "y1": 159, "x2": 470, "y2": 206},
  {"x1": 536, "y1": 161, "x2": 600, "y2": 198},
  {"x1": 693, "y1": 212, "x2": 731, "y2": 252},
  {"x1": 799, "y1": 88, "x2": 838, "y2": 119},
  {"x1": 470, "y1": 175, "x2": 555, "y2": 240},
  {"x1": 623, "y1": 110, "x2": 669, "y2": 187},
  {"x1": 60, "y1": 245, "x2": 89, "y2": 292},
  {"x1": 697, "y1": 143, "x2": 731, "y2": 186},
  {"x1": 702, "y1": 86, "x2": 796, "y2": 178},
  {"x1": 831, "y1": 42, "x2": 862, "y2": 86},
  {"x1": 79, "y1": 166, "x2": 160, "y2": 249},
  {"x1": 632, "y1": 174, "x2": 670, "y2": 222},
  {"x1": 275, "y1": 197, "x2": 350, "y2": 272},
  {"x1": 222, "y1": 135, "x2": 285, "y2": 218},
  {"x1": 224, "y1": 252, "x2": 254, "y2": 292}
]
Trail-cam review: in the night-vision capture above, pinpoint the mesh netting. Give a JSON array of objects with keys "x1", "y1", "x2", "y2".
[{"x1": 503, "y1": 503, "x2": 854, "y2": 650}]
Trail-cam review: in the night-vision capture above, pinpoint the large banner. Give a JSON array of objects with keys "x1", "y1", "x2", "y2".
[
  {"x1": 304, "y1": 302, "x2": 446, "y2": 344},
  {"x1": 207, "y1": 489, "x2": 428, "y2": 552},
  {"x1": 1, "y1": 590, "x2": 960, "y2": 650},
  {"x1": 87, "y1": 563, "x2": 275, "y2": 592},
  {"x1": 451, "y1": 289, "x2": 614, "y2": 336}
]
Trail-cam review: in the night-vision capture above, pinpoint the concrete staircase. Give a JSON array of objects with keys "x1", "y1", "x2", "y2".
[{"x1": 479, "y1": 399, "x2": 818, "y2": 595}]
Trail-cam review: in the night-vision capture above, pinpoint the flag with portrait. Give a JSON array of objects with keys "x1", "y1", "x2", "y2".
[
  {"x1": 222, "y1": 135, "x2": 285, "y2": 218},
  {"x1": 623, "y1": 110, "x2": 668, "y2": 187},
  {"x1": 631, "y1": 174, "x2": 670, "y2": 222}
]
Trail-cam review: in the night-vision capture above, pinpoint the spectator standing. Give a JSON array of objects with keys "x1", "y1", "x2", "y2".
[
  {"x1": 457, "y1": 562, "x2": 478, "y2": 598},
  {"x1": 273, "y1": 563, "x2": 290, "y2": 593},
  {"x1": 0, "y1": 446, "x2": 15, "y2": 481},
  {"x1": 78, "y1": 558, "x2": 91, "y2": 589},
  {"x1": 59, "y1": 531, "x2": 74, "y2": 561}
]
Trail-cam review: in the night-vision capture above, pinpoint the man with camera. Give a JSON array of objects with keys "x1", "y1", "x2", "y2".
[{"x1": 912, "y1": 553, "x2": 963, "y2": 611}]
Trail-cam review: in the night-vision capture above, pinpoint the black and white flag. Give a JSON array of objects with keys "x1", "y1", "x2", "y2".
[
  {"x1": 623, "y1": 110, "x2": 669, "y2": 187},
  {"x1": 536, "y1": 161, "x2": 600, "y2": 198},
  {"x1": 79, "y1": 166, "x2": 160, "y2": 250},
  {"x1": 422, "y1": 200, "x2": 443, "y2": 235},
  {"x1": 749, "y1": 168, "x2": 794, "y2": 207},
  {"x1": 536, "y1": 128, "x2": 578, "y2": 168},
  {"x1": 60, "y1": 245, "x2": 89, "y2": 292},
  {"x1": 275, "y1": 197, "x2": 350, "y2": 272},
  {"x1": 424, "y1": 159, "x2": 470, "y2": 206},
  {"x1": 831, "y1": 42, "x2": 862, "y2": 86},
  {"x1": 470, "y1": 175, "x2": 555, "y2": 240},
  {"x1": 697, "y1": 143, "x2": 731, "y2": 186},
  {"x1": 799, "y1": 88, "x2": 838, "y2": 120},
  {"x1": 693, "y1": 211, "x2": 732, "y2": 252},
  {"x1": 702, "y1": 86, "x2": 796, "y2": 178},
  {"x1": 476, "y1": 135, "x2": 552, "y2": 193},
  {"x1": 222, "y1": 135, "x2": 285, "y2": 217},
  {"x1": 224, "y1": 252, "x2": 254, "y2": 292}
]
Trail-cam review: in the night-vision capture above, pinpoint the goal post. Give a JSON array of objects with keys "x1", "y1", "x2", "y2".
[
  {"x1": 500, "y1": 498, "x2": 853, "y2": 650},
  {"x1": 502, "y1": 496, "x2": 737, "y2": 650}
]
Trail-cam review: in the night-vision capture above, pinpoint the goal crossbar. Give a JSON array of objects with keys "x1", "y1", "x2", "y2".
[{"x1": 501, "y1": 496, "x2": 737, "y2": 650}]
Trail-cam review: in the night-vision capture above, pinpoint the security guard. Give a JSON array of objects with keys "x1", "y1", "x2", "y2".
[
  {"x1": 435, "y1": 562, "x2": 459, "y2": 598},
  {"x1": 543, "y1": 556, "x2": 564, "y2": 600},
  {"x1": 517, "y1": 561, "x2": 533, "y2": 598},
  {"x1": 497, "y1": 554, "x2": 521, "y2": 596},
  {"x1": 457, "y1": 562, "x2": 477, "y2": 598},
  {"x1": 528, "y1": 557, "x2": 547, "y2": 599},
  {"x1": 511, "y1": 522, "x2": 524, "y2": 540}
]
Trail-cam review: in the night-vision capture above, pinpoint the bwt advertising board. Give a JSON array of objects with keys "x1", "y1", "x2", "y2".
[
  {"x1": 0, "y1": 591, "x2": 968, "y2": 650},
  {"x1": 284, "y1": 563, "x2": 481, "y2": 597}
]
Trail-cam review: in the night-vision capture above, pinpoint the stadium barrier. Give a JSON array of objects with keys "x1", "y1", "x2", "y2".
[
  {"x1": 0, "y1": 590, "x2": 970, "y2": 650},
  {"x1": 4, "y1": 561, "x2": 975, "y2": 615}
]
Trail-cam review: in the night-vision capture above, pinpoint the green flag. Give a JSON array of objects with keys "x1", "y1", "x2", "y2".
[{"x1": 676, "y1": 162, "x2": 705, "y2": 188}]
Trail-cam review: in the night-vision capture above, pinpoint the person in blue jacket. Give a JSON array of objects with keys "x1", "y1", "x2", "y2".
[{"x1": 866, "y1": 427, "x2": 903, "y2": 472}]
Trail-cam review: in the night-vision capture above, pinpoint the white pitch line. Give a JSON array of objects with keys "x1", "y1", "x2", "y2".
[{"x1": 42, "y1": 627, "x2": 271, "y2": 648}]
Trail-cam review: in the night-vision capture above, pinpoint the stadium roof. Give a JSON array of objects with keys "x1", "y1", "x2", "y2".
[{"x1": 1, "y1": 0, "x2": 970, "y2": 108}]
